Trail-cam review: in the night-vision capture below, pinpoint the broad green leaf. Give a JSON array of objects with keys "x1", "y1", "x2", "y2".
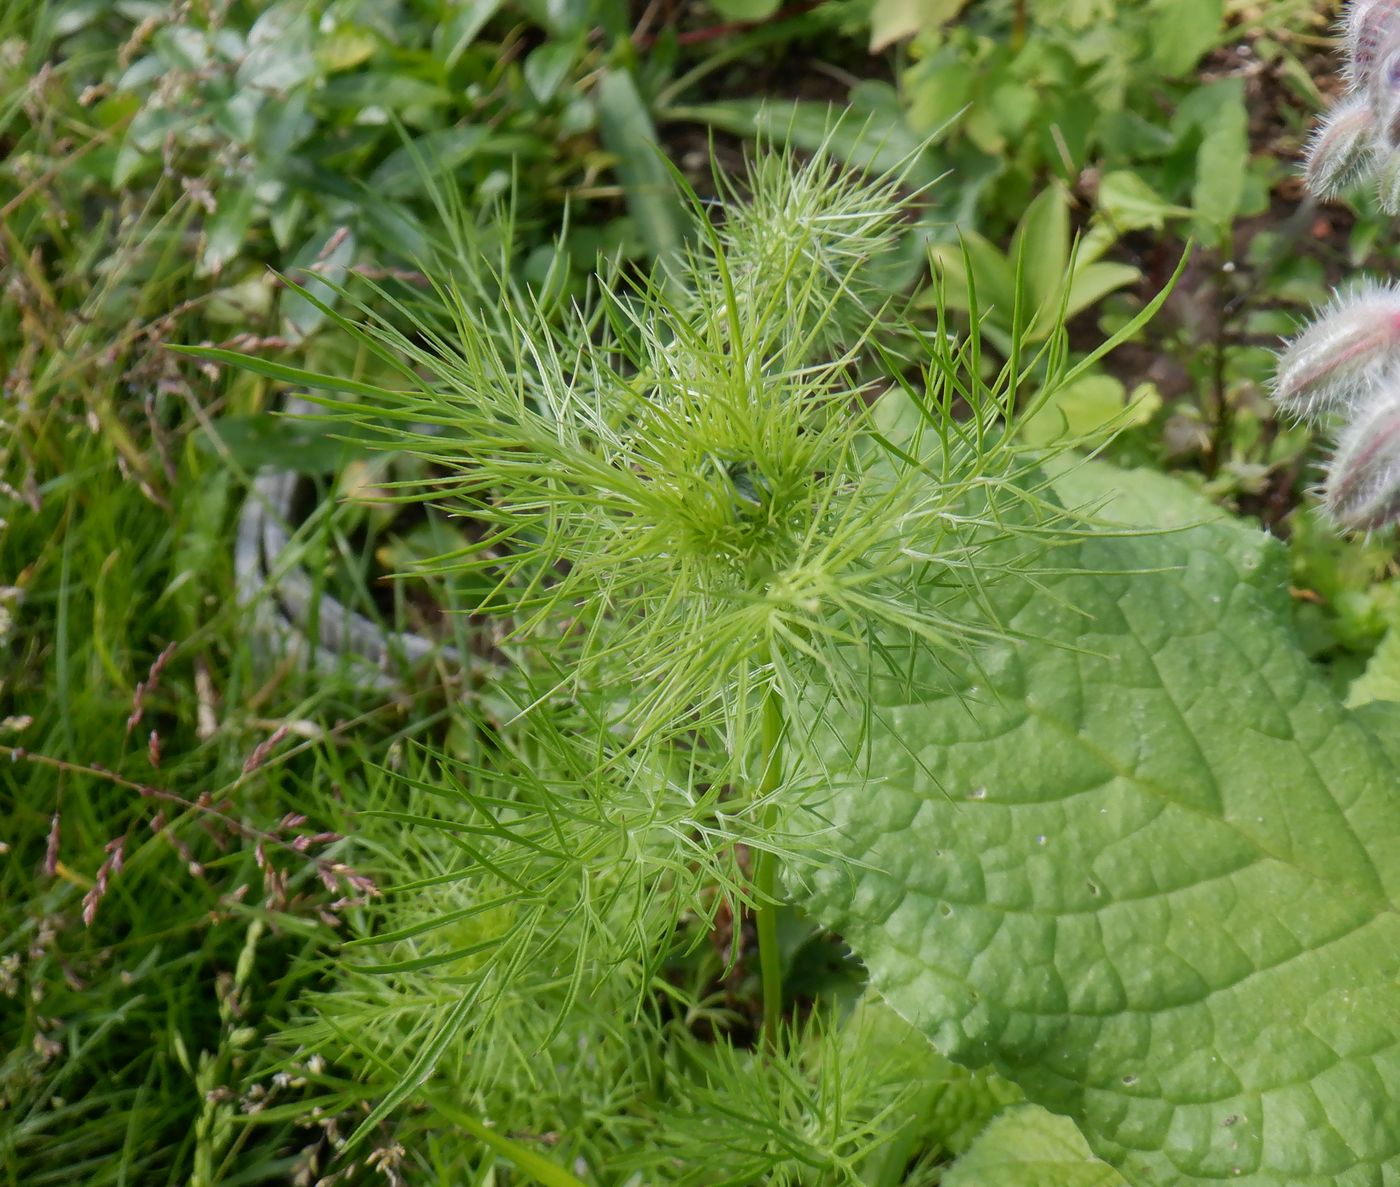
[
  {"x1": 1349, "y1": 625, "x2": 1400, "y2": 708},
  {"x1": 798, "y1": 460, "x2": 1400, "y2": 1187},
  {"x1": 1018, "y1": 375, "x2": 1159, "y2": 447},
  {"x1": 944, "y1": 1105, "x2": 1126, "y2": 1187}
]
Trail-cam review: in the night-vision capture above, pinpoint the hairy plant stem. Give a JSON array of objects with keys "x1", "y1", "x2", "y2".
[{"x1": 753, "y1": 683, "x2": 786, "y2": 1051}]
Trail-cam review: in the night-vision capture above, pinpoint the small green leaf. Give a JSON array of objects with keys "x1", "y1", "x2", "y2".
[
  {"x1": 194, "y1": 413, "x2": 366, "y2": 474},
  {"x1": 317, "y1": 73, "x2": 454, "y2": 112},
  {"x1": 595, "y1": 70, "x2": 687, "y2": 273},
  {"x1": 422, "y1": 1097, "x2": 589, "y2": 1187},
  {"x1": 280, "y1": 227, "x2": 356, "y2": 342},
  {"x1": 236, "y1": 2, "x2": 316, "y2": 91},
  {"x1": 368, "y1": 126, "x2": 487, "y2": 198},
  {"x1": 201, "y1": 184, "x2": 258, "y2": 277},
  {"x1": 869, "y1": 0, "x2": 969, "y2": 51},
  {"x1": 707, "y1": 0, "x2": 781, "y2": 21},
  {"x1": 1018, "y1": 374, "x2": 1158, "y2": 447},
  {"x1": 1187, "y1": 80, "x2": 1249, "y2": 239},
  {"x1": 1062, "y1": 261, "x2": 1141, "y2": 321},
  {"x1": 523, "y1": 40, "x2": 575, "y2": 104},
  {"x1": 1149, "y1": 0, "x2": 1223, "y2": 76},
  {"x1": 1096, "y1": 171, "x2": 1191, "y2": 232},
  {"x1": 437, "y1": 0, "x2": 503, "y2": 69},
  {"x1": 927, "y1": 234, "x2": 1016, "y2": 321},
  {"x1": 668, "y1": 99, "x2": 938, "y2": 185},
  {"x1": 167, "y1": 347, "x2": 391, "y2": 401},
  {"x1": 1349, "y1": 623, "x2": 1400, "y2": 708},
  {"x1": 316, "y1": 24, "x2": 377, "y2": 72},
  {"x1": 944, "y1": 1105, "x2": 1127, "y2": 1187},
  {"x1": 1011, "y1": 185, "x2": 1070, "y2": 324}
]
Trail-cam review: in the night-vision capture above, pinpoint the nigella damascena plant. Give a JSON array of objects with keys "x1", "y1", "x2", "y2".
[
  {"x1": 1303, "y1": 0, "x2": 1400, "y2": 210},
  {"x1": 1273, "y1": 285, "x2": 1400, "y2": 531}
]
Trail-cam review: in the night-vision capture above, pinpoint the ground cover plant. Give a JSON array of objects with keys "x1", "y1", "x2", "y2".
[{"x1": 4, "y1": 1, "x2": 1400, "y2": 1185}]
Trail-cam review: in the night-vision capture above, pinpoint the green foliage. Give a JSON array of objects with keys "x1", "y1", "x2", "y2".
[
  {"x1": 910, "y1": 3, "x2": 1261, "y2": 236},
  {"x1": 28, "y1": 0, "x2": 689, "y2": 340},
  {"x1": 924, "y1": 184, "x2": 1141, "y2": 352},
  {"x1": 260, "y1": 755, "x2": 1025, "y2": 1183},
  {"x1": 942, "y1": 1104, "x2": 1126, "y2": 1187},
  {"x1": 210, "y1": 142, "x2": 1093, "y2": 760},
  {"x1": 687, "y1": 0, "x2": 1278, "y2": 249},
  {"x1": 8, "y1": 1, "x2": 1400, "y2": 1184},
  {"x1": 799, "y1": 459, "x2": 1400, "y2": 1186}
]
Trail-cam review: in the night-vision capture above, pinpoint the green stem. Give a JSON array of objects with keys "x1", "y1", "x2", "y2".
[
  {"x1": 753, "y1": 685, "x2": 785, "y2": 1051},
  {"x1": 430, "y1": 1097, "x2": 590, "y2": 1187}
]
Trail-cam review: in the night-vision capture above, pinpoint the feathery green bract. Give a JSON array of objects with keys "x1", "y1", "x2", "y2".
[{"x1": 225, "y1": 140, "x2": 1111, "y2": 769}]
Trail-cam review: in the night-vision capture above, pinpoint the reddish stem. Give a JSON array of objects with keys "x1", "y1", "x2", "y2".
[{"x1": 632, "y1": 2, "x2": 819, "y2": 48}]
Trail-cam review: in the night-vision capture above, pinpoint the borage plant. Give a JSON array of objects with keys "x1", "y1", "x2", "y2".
[{"x1": 183, "y1": 141, "x2": 1173, "y2": 1178}]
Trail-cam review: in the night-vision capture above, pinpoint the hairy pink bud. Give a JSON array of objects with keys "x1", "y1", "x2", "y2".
[
  {"x1": 1373, "y1": 148, "x2": 1400, "y2": 213},
  {"x1": 1303, "y1": 94, "x2": 1378, "y2": 197},
  {"x1": 1324, "y1": 390, "x2": 1400, "y2": 529},
  {"x1": 1273, "y1": 285, "x2": 1400, "y2": 420},
  {"x1": 1369, "y1": 25, "x2": 1400, "y2": 146},
  {"x1": 1347, "y1": 0, "x2": 1400, "y2": 89}
]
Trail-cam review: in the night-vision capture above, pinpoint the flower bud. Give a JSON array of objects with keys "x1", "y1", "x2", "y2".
[
  {"x1": 1273, "y1": 285, "x2": 1400, "y2": 421},
  {"x1": 1372, "y1": 146, "x2": 1400, "y2": 214},
  {"x1": 1303, "y1": 94, "x2": 1378, "y2": 197},
  {"x1": 1324, "y1": 389, "x2": 1400, "y2": 530},
  {"x1": 1347, "y1": 0, "x2": 1400, "y2": 90},
  {"x1": 1369, "y1": 24, "x2": 1400, "y2": 146}
]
